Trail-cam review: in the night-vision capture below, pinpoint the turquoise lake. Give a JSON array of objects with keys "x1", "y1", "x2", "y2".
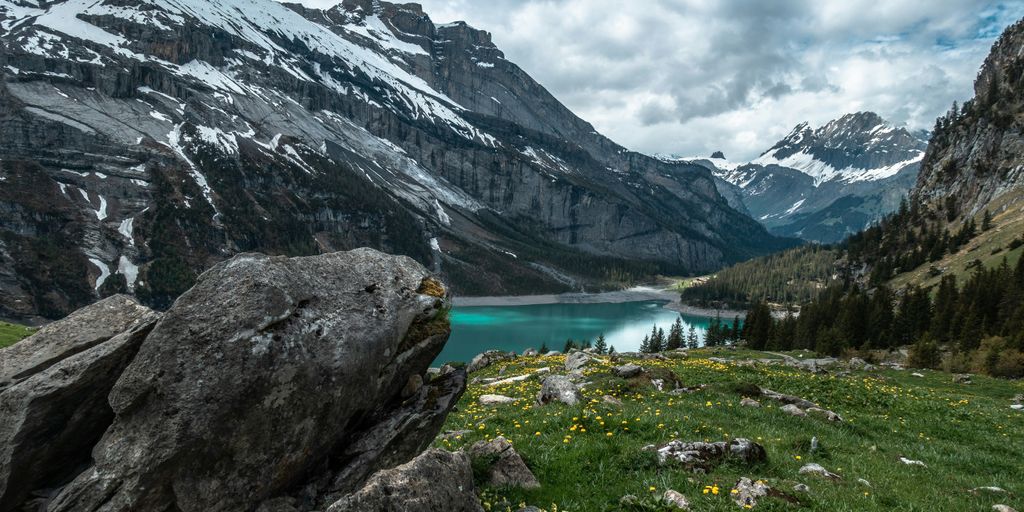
[{"x1": 434, "y1": 301, "x2": 739, "y2": 363}]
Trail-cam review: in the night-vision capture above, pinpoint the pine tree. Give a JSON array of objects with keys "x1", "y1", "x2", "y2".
[
  {"x1": 655, "y1": 327, "x2": 667, "y2": 352},
  {"x1": 563, "y1": 339, "x2": 578, "y2": 353},
  {"x1": 686, "y1": 325, "x2": 699, "y2": 349},
  {"x1": 594, "y1": 334, "x2": 608, "y2": 355},
  {"x1": 666, "y1": 317, "x2": 683, "y2": 350},
  {"x1": 539, "y1": 341, "x2": 549, "y2": 354},
  {"x1": 640, "y1": 335, "x2": 652, "y2": 353},
  {"x1": 982, "y1": 209, "x2": 993, "y2": 231},
  {"x1": 608, "y1": 345, "x2": 616, "y2": 355}
]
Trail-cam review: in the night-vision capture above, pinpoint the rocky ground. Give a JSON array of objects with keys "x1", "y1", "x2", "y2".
[{"x1": 437, "y1": 348, "x2": 1024, "y2": 511}]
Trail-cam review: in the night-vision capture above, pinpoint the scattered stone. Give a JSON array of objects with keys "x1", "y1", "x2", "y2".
[
  {"x1": 781, "y1": 404, "x2": 807, "y2": 417},
  {"x1": 327, "y1": 449, "x2": 482, "y2": 512},
  {"x1": 516, "y1": 507, "x2": 542, "y2": 512},
  {"x1": 911, "y1": 372, "x2": 925, "y2": 378},
  {"x1": 467, "y1": 436, "x2": 540, "y2": 489},
  {"x1": 806, "y1": 407, "x2": 844, "y2": 422},
  {"x1": 669, "y1": 384, "x2": 709, "y2": 395},
  {"x1": 810, "y1": 436, "x2": 819, "y2": 453},
  {"x1": 1011, "y1": 404, "x2": 1023, "y2": 411},
  {"x1": 847, "y1": 357, "x2": 868, "y2": 369},
  {"x1": 662, "y1": 489, "x2": 690, "y2": 509},
  {"x1": 468, "y1": 351, "x2": 517, "y2": 373},
  {"x1": 565, "y1": 351, "x2": 592, "y2": 371},
  {"x1": 479, "y1": 394, "x2": 517, "y2": 406},
  {"x1": 537, "y1": 375, "x2": 582, "y2": 406},
  {"x1": 761, "y1": 388, "x2": 819, "y2": 409},
  {"x1": 740, "y1": 397, "x2": 762, "y2": 408},
  {"x1": 993, "y1": 506, "x2": 1018, "y2": 512},
  {"x1": 656, "y1": 438, "x2": 766, "y2": 472},
  {"x1": 899, "y1": 457, "x2": 927, "y2": 467},
  {"x1": 858, "y1": 478, "x2": 872, "y2": 487},
  {"x1": 602, "y1": 395, "x2": 624, "y2": 407},
  {"x1": 1014, "y1": 394, "x2": 1024, "y2": 403},
  {"x1": 612, "y1": 363, "x2": 643, "y2": 378},
  {"x1": 799, "y1": 463, "x2": 841, "y2": 480},
  {"x1": 486, "y1": 367, "x2": 550, "y2": 387},
  {"x1": 522, "y1": 348, "x2": 538, "y2": 357},
  {"x1": 732, "y1": 478, "x2": 770, "y2": 508},
  {"x1": 971, "y1": 487, "x2": 1008, "y2": 495},
  {"x1": 953, "y1": 374, "x2": 973, "y2": 384},
  {"x1": 793, "y1": 483, "x2": 810, "y2": 493}
]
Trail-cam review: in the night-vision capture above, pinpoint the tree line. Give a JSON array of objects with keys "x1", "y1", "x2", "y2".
[{"x1": 740, "y1": 255, "x2": 1024, "y2": 378}]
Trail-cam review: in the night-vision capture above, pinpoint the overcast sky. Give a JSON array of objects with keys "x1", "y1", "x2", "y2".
[{"x1": 295, "y1": 0, "x2": 1024, "y2": 161}]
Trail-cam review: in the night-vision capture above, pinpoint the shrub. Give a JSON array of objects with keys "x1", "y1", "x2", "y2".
[{"x1": 908, "y1": 336, "x2": 942, "y2": 369}]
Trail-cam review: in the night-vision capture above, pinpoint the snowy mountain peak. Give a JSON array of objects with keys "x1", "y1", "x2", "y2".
[{"x1": 752, "y1": 112, "x2": 927, "y2": 185}]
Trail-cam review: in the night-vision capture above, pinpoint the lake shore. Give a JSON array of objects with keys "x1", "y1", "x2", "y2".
[{"x1": 454, "y1": 287, "x2": 748, "y2": 319}]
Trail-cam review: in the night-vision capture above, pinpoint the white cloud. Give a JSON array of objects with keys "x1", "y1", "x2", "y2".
[{"x1": 291, "y1": 0, "x2": 1024, "y2": 160}]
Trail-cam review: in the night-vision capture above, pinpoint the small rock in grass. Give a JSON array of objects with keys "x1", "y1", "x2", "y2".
[
  {"x1": 732, "y1": 478, "x2": 770, "y2": 508},
  {"x1": 565, "y1": 351, "x2": 592, "y2": 371},
  {"x1": 1013, "y1": 394, "x2": 1024, "y2": 403},
  {"x1": 662, "y1": 489, "x2": 690, "y2": 509},
  {"x1": 522, "y1": 348, "x2": 538, "y2": 357},
  {"x1": 971, "y1": 487, "x2": 1008, "y2": 494},
  {"x1": 911, "y1": 372, "x2": 925, "y2": 378},
  {"x1": 799, "y1": 463, "x2": 841, "y2": 480},
  {"x1": 602, "y1": 395, "x2": 624, "y2": 407},
  {"x1": 740, "y1": 397, "x2": 761, "y2": 408},
  {"x1": 781, "y1": 404, "x2": 807, "y2": 417},
  {"x1": 612, "y1": 363, "x2": 643, "y2": 378},
  {"x1": 516, "y1": 508, "x2": 542, "y2": 512},
  {"x1": 806, "y1": 407, "x2": 844, "y2": 422},
  {"x1": 467, "y1": 437, "x2": 540, "y2": 489},
  {"x1": 656, "y1": 438, "x2": 766, "y2": 472},
  {"x1": 793, "y1": 483, "x2": 810, "y2": 493},
  {"x1": 953, "y1": 373, "x2": 972, "y2": 384},
  {"x1": 1011, "y1": 404, "x2": 1023, "y2": 411},
  {"x1": 993, "y1": 506, "x2": 1018, "y2": 512},
  {"x1": 536, "y1": 375, "x2": 582, "y2": 406},
  {"x1": 479, "y1": 394, "x2": 517, "y2": 406},
  {"x1": 857, "y1": 478, "x2": 872, "y2": 487},
  {"x1": 899, "y1": 457, "x2": 927, "y2": 467},
  {"x1": 810, "y1": 437, "x2": 819, "y2": 453}
]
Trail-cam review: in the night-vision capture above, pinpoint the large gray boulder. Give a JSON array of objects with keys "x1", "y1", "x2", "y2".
[
  {"x1": 656, "y1": 438, "x2": 766, "y2": 473},
  {"x1": 47, "y1": 249, "x2": 457, "y2": 512},
  {"x1": 0, "y1": 296, "x2": 159, "y2": 511},
  {"x1": 327, "y1": 449, "x2": 483, "y2": 512},
  {"x1": 537, "y1": 375, "x2": 582, "y2": 406}
]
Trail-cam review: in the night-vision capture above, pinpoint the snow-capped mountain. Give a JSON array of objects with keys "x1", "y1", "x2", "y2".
[
  {"x1": 0, "y1": 0, "x2": 791, "y2": 320},
  {"x1": 751, "y1": 112, "x2": 926, "y2": 185},
  {"x1": 674, "y1": 112, "x2": 929, "y2": 243}
]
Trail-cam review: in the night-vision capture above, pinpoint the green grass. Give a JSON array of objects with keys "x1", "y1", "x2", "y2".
[
  {"x1": 0, "y1": 321, "x2": 35, "y2": 348},
  {"x1": 437, "y1": 348, "x2": 1024, "y2": 511}
]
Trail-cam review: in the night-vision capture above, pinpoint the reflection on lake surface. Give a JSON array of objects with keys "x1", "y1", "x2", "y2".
[{"x1": 434, "y1": 300, "x2": 740, "y2": 364}]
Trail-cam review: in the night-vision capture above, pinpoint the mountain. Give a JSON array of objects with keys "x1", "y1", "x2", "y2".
[
  {"x1": 913, "y1": 18, "x2": 1024, "y2": 219},
  {"x1": 0, "y1": 0, "x2": 791, "y2": 321},
  {"x1": 677, "y1": 112, "x2": 929, "y2": 243}
]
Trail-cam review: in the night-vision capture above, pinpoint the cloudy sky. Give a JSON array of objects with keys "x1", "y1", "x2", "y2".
[{"x1": 297, "y1": 0, "x2": 1024, "y2": 161}]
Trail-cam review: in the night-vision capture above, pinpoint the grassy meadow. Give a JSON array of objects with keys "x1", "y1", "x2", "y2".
[
  {"x1": 436, "y1": 349, "x2": 1024, "y2": 511},
  {"x1": 0, "y1": 321, "x2": 34, "y2": 348}
]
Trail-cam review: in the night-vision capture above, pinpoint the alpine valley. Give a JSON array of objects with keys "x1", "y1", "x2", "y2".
[{"x1": 0, "y1": 0, "x2": 794, "y2": 321}]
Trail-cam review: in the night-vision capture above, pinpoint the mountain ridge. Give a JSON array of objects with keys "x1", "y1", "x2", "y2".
[{"x1": 0, "y1": 0, "x2": 791, "y2": 321}]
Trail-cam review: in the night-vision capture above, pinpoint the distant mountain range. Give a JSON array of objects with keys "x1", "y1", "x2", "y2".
[
  {"x1": 0, "y1": 0, "x2": 793, "y2": 321},
  {"x1": 667, "y1": 112, "x2": 929, "y2": 243}
]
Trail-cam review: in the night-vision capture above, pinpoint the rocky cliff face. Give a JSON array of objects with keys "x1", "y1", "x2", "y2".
[
  {"x1": 676, "y1": 112, "x2": 928, "y2": 243},
  {"x1": 0, "y1": 248, "x2": 470, "y2": 512},
  {"x1": 912, "y1": 19, "x2": 1024, "y2": 219},
  {"x1": 0, "y1": 0, "x2": 789, "y2": 321}
]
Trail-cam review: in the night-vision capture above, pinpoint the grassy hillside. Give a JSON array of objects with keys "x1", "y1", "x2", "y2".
[
  {"x1": 437, "y1": 349, "x2": 1023, "y2": 511},
  {"x1": 891, "y1": 192, "x2": 1024, "y2": 292},
  {"x1": 0, "y1": 321, "x2": 34, "y2": 348}
]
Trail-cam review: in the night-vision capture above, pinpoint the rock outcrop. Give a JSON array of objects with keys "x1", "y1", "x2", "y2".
[
  {"x1": 326, "y1": 449, "x2": 483, "y2": 512},
  {"x1": 0, "y1": 249, "x2": 465, "y2": 512},
  {"x1": 467, "y1": 437, "x2": 540, "y2": 490},
  {"x1": 0, "y1": 296, "x2": 160, "y2": 511}
]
